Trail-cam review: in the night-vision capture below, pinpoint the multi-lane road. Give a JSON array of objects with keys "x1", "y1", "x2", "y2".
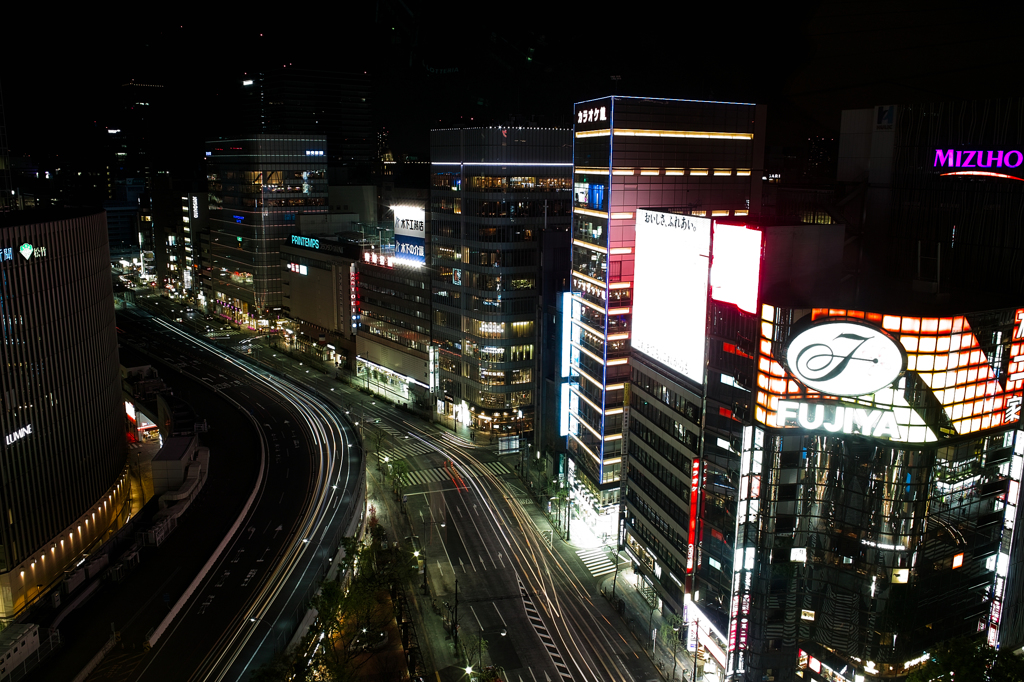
[
  {"x1": 302, "y1": 378, "x2": 658, "y2": 682},
  {"x1": 109, "y1": 310, "x2": 363, "y2": 682},
  {"x1": 45, "y1": 295, "x2": 660, "y2": 682}
]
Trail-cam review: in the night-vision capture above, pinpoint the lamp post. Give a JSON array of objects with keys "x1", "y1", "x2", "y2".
[
  {"x1": 420, "y1": 516, "x2": 446, "y2": 596},
  {"x1": 565, "y1": 489, "x2": 572, "y2": 541}
]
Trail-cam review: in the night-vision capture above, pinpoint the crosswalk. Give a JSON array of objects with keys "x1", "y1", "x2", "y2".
[
  {"x1": 399, "y1": 461, "x2": 510, "y2": 487},
  {"x1": 371, "y1": 426, "x2": 436, "y2": 461},
  {"x1": 576, "y1": 547, "x2": 617, "y2": 577}
]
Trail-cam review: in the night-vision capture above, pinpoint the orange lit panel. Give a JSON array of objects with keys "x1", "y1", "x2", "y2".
[{"x1": 755, "y1": 304, "x2": 1024, "y2": 442}]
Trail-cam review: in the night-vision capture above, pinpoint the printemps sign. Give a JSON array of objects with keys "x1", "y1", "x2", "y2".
[{"x1": 755, "y1": 306, "x2": 1024, "y2": 444}]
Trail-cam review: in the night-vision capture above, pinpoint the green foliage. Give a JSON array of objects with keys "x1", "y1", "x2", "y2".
[
  {"x1": 390, "y1": 459, "x2": 409, "y2": 491},
  {"x1": 307, "y1": 536, "x2": 404, "y2": 681},
  {"x1": 906, "y1": 636, "x2": 1024, "y2": 682}
]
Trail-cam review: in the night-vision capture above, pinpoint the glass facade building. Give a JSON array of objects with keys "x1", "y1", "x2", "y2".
[
  {"x1": 567, "y1": 97, "x2": 765, "y2": 532},
  {"x1": 429, "y1": 126, "x2": 572, "y2": 437},
  {"x1": 205, "y1": 135, "x2": 327, "y2": 325},
  {"x1": 0, "y1": 209, "x2": 128, "y2": 618},
  {"x1": 737, "y1": 303, "x2": 1024, "y2": 681},
  {"x1": 623, "y1": 210, "x2": 1024, "y2": 681}
]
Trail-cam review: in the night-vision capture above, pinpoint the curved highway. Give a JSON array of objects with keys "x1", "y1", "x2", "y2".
[{"x1": 116, "y1": 311, "x2": 363, "y2": 682}]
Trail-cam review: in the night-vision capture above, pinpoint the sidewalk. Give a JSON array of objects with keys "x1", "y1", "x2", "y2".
[{"x1": 598, "y1": 566, "x2": 698, "y2": 682}]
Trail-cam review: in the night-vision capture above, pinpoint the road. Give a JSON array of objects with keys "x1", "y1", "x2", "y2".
[
  {"x1": 253, "y1": 342, "x2": 658, "y2": 682},
  {"x1": 101, "y1": 296, "x2": 664, "y2": 682},
  {"x1": 107, "y1": 310, "x2": 363, "y2": 682}
]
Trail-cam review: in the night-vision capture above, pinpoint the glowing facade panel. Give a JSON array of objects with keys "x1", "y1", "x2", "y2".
[
  {"x1": 632, "y1": 210, "x2": 711, "y2": 384},
  {"x1": 710, "y1": 223, "x2": 761, "y2": 314},
  {"x1": 755, "y1": 306, "x2": 1024, "y2": 443}
]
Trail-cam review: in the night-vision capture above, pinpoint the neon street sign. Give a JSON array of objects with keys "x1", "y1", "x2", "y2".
[{"x1": 935, "y1": 149, "x2": 1024, "y2": 181}]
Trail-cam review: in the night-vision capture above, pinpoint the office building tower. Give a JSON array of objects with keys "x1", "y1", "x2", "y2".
[
  {"x1": 565, "y1": 97, "x2": 765, "y2": 536},
  {"x1": 355, "y1": 199, "x2": 435, "y2": 411},
  {"x1": 623, "y1": 206, "x2": 1024, "y2": 682},
  {"x1": 430, "y1": 126, "x2": 572, "y2": 442},
  {"x1": 160, "y1": 189, "x2": 205, "y2": 297},
  {"x1": 0, "y1": 209, "x2": 128, "y2": 618},
  {"x1": 839, "y1": 99, "x2": 1024, "y2": 298},
  {"x1": 237, "y1": 68, "x2": 374, "y2": 184},
  {"x1": 204, "y1": 135, "x2": 327, "y2": 324}
]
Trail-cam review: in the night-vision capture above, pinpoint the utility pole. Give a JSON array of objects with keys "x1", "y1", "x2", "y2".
[
  {"x1": 453, "y1": 578, "x2": 460, "y2": 654},
  {"x1": 565, "y1": 491, "x2": 571, "y2": 541}
]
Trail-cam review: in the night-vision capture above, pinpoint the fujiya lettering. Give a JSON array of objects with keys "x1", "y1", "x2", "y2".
[
  {"x1": 777, "y1": 400, "x2": 900, "y2": 440},
  {"x1": 934, "y1": 149, "x2": 1024, "y2": 169}
]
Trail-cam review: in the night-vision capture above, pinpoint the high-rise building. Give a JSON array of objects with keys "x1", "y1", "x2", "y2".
[
  {"x1": 236, "y1": 68, "x2": 374, "y2": 184},
  {"x1": 838, "y1": 100, "x2": 1024, "y2": 298},
  {"x1": 0, "y1": 209, "x2": 128, "y2": 618},
  {"x1": 430, "y1": 126, "x2": 572, "y2": 443},
  {"x1": 565, "y1": 97, "x2": 766, "y2": 536},
  {"x1": 204, "y1": 135, "x2": 328, "y2": 324},
  {"x1": 622, "y1": 207, "x2": 1024, "y2": 682}
]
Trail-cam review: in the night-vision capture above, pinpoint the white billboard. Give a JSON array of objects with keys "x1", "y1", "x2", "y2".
[
  {"x1": 393, "y1": 205, "x2": 425, "y2": 264},
  {"x1": 632, "y1": 209, "x2": 711, "y2": 384}
]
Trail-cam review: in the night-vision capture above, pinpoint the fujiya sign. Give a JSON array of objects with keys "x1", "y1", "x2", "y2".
[
  {"x1": 785, "y1": 321, "x2": 905, "y2": 397},
  {"x1": 776, "y1": 400, "x2": 900, "y2": 440}
]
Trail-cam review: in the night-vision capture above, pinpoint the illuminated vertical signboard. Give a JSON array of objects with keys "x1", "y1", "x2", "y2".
[
  {"x1": 687, "y1": 457, "x2": 701, "y2": 576},
  {"x1": 393, "y1": 205, "x2": 426, "y2": 265},
  {"x1": 727, "y1": 424, "x2": 763, "y2": 676},
  {"x1": 710, "y1": 223, "x2": 762, "y2": 314},
  {"x1": 989, "y1": 430, "x2": 1024, "y2": 647},
  {"x1": 632, "y1": 210, "x2": 711, "y2": 384}
]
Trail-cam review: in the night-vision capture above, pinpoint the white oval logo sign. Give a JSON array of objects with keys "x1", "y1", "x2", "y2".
[{"x1": 785, "y1": 321, "x2": 905, "y2": 397}]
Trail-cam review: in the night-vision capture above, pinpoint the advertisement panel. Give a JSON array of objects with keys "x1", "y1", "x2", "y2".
[
  {"x1": 632, "y1": 209, "x2": 712, "y2": 384},
  {"x1": 710, "y1": 223, "x2": 761, "y2": 314},
  {"x1": 754, "y1": 305, "x2": 1024, "y2": 444},
  {"x1": 393, "y1": 205, "x2": 425, "y2": 265}
]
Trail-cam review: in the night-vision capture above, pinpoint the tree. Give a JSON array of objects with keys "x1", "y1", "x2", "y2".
[
  {"x1": 390, "y1": 459, "x2": 409, "y2": 493},
  {"x1": 906, "y1": 636, "x2": 1024, "y2": 682},
  {"x1": 661, "y1": 614, "x2": 687, "y2": 682},
  {"x1": 371, "y1": 427, "x2": 388, "y2": 467}
]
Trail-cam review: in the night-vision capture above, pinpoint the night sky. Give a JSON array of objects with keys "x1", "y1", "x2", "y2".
[{"x1": 5, "y1": 3, "x2": 1023, "y2": 172}]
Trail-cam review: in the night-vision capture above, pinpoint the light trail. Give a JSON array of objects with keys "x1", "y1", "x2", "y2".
[
  {"x1": 395, "y1": 426, "x2": 644, "y2": 682},
  {"x1": 125, "y1": 314, "x2": 359, "y2": 682}
]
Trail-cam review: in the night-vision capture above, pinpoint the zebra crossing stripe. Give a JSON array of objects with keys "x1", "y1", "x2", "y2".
[
  {"x1": 576, "y1": 548, "x2": 616, "y2": 577},
  {"x1": 398, "y1": 461, "x2": 514, "y2": 488}
]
